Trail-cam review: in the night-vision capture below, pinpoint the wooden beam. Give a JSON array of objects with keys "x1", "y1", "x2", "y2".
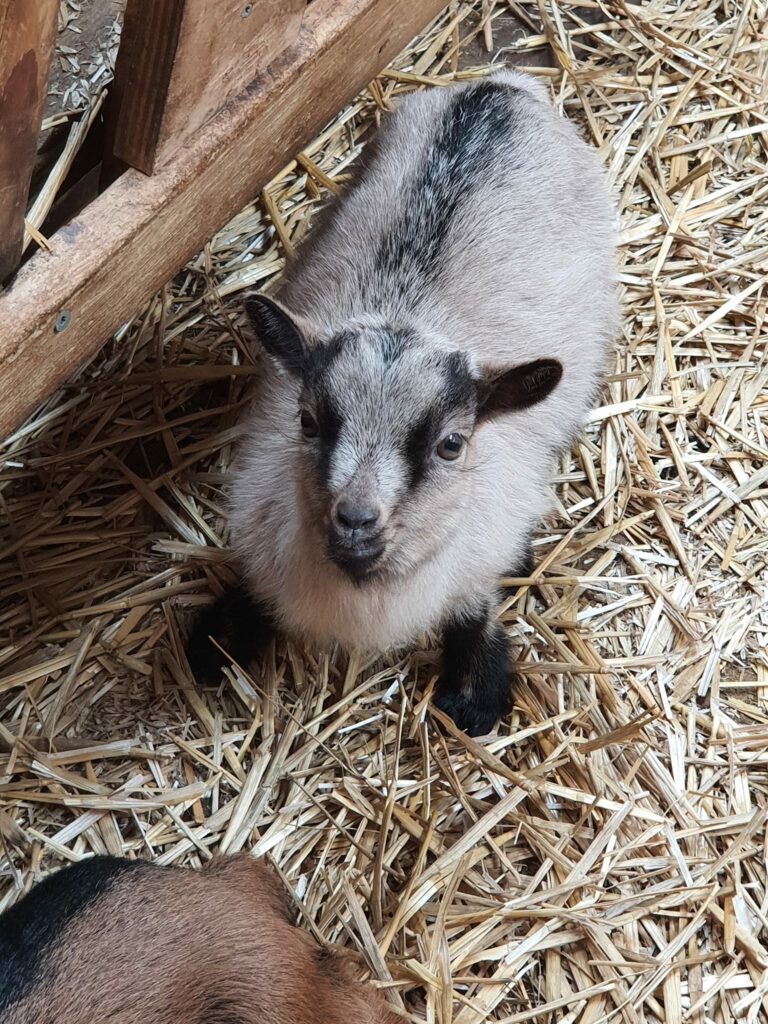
[
  {"x1": 0, "y1": 0, "x2": 58, "y2": 283},
  {"x1": 0, "y1": 0, "x2": 446, "y2": 441},
  {"x1": 108, "y1": 0, "x2": 307, "y2": 174}
]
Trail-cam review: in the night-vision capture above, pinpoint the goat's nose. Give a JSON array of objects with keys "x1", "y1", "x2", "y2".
[{"x1": 335, "y1": 499, "x2": 380, "y2": 530}]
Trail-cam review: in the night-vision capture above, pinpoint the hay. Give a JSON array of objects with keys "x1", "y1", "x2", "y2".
[{"x1": 1, "y1": 1, "x2": 767, "y2": 1021}]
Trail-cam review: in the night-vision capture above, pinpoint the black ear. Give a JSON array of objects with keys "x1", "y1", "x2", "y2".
[
  {"x1": 478, "y1": 359, "x2": 563, "y2": 421},
  {"x1": 245, "y1": 294, "x2": 306, "y2": 375}
]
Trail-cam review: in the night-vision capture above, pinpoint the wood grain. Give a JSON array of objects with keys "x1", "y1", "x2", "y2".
[
  {"x1": 0, "y1": 0, "x2": 58, "y2": 283},
  {"x1": 108, "y1": 0, "x2": 306, "y2": 173},
  {"x1": 0, "y1": 0, "x2": 446, "y2": 440},
  {"x1": 105, "y1": 0, "x2": 185, "y2": 175}
]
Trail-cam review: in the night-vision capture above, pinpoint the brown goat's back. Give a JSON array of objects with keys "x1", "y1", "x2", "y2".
[{"x1": 0, "y1": 854, "x2": 400, "y2": 1024}]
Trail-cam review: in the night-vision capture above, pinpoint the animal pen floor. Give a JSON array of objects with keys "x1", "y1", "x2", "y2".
[{"x1": 1, "y1": 3, "x2": 767, "y2": 1022}]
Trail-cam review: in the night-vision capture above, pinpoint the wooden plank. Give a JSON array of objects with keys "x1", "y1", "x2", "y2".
[
  {"x1": 0, "y1": 0, "x2": 446, "y2": 440},
  {"x1": 0, "y1": 0, "x2": 58, "y2": 283},
  {"x1": 108, "y1": 0, "x2": 306, "y2": 174},
  {"x1": 104, "y1": 0, "x2": 185, "y2": 175}
]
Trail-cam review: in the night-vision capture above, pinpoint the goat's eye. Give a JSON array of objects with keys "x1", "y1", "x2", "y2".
[
  {"x1": 436, "y1": 433, "x2": 465, "y2": 460},
  {"x1": 300, "y1": 410, "x2": 319, "y2": 439}
]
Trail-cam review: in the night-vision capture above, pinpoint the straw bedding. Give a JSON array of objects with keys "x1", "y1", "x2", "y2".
[{"x1": 1, "y1": 2, "x2": 767, "y2": 1021}]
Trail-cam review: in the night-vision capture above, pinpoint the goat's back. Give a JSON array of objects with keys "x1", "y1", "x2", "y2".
[
  {"x1": 279, "y1": 69, "x2": 617, "y2": 382},
  {"x1": 0, "y1": 854, "x2": 400, "y2": 1024}
]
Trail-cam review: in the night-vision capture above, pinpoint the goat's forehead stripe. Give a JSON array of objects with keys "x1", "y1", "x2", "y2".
[
  {"x1": 374, "y1": 327, "x2": 412, "y2": 366},
  {"x1": 302, "y1": 328, "x2": 477, "y2": 494},
  {"x1": 441, "y1": 351, "x2": 477, "y2": 408},
  {"x1": 304, "y1": 331, "x2": 350, "y2": 382},
  {"x1": 327, "y1": 431, "x2": 360, "y2": 491}
]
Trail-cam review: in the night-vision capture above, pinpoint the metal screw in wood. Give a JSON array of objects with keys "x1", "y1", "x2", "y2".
[{"x1": 54, "y1": 310, "x2": 71, "y2": 333}]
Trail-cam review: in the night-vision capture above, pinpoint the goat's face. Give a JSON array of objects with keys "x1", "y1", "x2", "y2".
[{"x1": 247, "y1": 295, "x2": 563, "y2": 582}]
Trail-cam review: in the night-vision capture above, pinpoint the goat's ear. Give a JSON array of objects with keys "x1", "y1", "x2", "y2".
[
  {"x1": 245, "y1": 294, "x2": 307, "y2": 375},
  {"x1": 478, "y1": 359, "x2": 563, "y2": 421}
]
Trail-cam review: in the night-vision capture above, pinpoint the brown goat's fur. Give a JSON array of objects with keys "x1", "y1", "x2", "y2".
[{"x1": 4, "y1": 855, "x2": 401, "y2": 1024}]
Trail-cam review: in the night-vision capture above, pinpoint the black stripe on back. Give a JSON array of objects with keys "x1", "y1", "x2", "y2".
[
  {"x1": 372, "y1": 80, "x2": 515, "y2": 299},
  {"x1": 0, "y1": 856, "x2": 151, "y2": 1013}
]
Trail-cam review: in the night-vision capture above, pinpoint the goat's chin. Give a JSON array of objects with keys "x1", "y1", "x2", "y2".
[
  {"x1": 352, "y1": 541, "x2": 436, "y2": 585},
  {"x1": 325, "y1": 538, "x2": 411, "y2": 585},
  {"x1": 329, "y1": 548, "x2": 386, "y2": 582}
]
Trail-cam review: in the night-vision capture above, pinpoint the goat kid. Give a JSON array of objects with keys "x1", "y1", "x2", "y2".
[
  {"x1": 0, "y1": 854, "x2": 400, "y2": 1024},
  {"x1": 188, "y1": 70, "x2": 618, "y2": 735}
]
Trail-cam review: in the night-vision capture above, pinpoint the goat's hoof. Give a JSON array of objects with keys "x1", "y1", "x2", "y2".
[{"x1": 433, "y1": 687, "x2": 500, "y2": 737}]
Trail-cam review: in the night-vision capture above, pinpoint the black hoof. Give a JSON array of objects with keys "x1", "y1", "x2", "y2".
[
  {"x1": 433, "y1": 685, "x2": 506, "y2": 737},
  {"x1": 436, "y1": 609, "x2": 512, "y2": 736}
]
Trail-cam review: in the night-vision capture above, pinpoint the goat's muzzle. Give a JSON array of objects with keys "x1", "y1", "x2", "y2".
[{"x1": 328, "y1": 522, "x2": 386, "y2": 579}]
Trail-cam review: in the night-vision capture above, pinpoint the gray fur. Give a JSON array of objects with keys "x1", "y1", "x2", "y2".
[{"x1": 230, "y1": 70, "x2": 619, "y2": 659}]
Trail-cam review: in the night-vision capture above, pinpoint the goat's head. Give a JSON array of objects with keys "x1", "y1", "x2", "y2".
[{"x1": 247, "y1": 294, "x2": 562, "y2": 582}]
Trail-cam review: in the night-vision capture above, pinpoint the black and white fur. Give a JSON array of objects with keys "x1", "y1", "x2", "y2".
[{"x1": 188, "y1": 71, "x2": 618, "y2": 735}]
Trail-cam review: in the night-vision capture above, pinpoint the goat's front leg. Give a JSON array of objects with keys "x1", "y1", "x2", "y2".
[
  {"x1": 434, "y1": 600, "x2": 511, "y2": 736},
  {"x1": 186, "y1": 582, "x2": 276, "y2": 683}
]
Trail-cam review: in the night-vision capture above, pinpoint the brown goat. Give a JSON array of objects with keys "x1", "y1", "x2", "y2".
[{"x1": 0, "y1": 854, "x2": 402, "y2": 1024}]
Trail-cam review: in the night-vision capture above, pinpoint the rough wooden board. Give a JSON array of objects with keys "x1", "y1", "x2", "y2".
[
  {"x1": 104, "y1": 0, "x2": 185, "y2": 175},
  {"x1": 0, "y1": 0, "x2": 58, "y2": 283},
  {"x1": 0, "y1": 0, "x2": 447, "y2": 441},
  {"x1": 108, "y1": 0, "x2": 307, "y2": 174}
]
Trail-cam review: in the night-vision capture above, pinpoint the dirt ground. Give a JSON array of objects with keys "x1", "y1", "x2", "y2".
[{"x1": 42, "y1": 0, "x2": 124, "y2": 126}]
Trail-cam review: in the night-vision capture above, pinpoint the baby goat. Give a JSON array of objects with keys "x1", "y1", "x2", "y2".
[
  {"x1": 188, "y1": 69, "x2": 618, "y2": 735},
  {"x1": 0, "y1": 854, "x2": 400, "y2": 1024}
]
